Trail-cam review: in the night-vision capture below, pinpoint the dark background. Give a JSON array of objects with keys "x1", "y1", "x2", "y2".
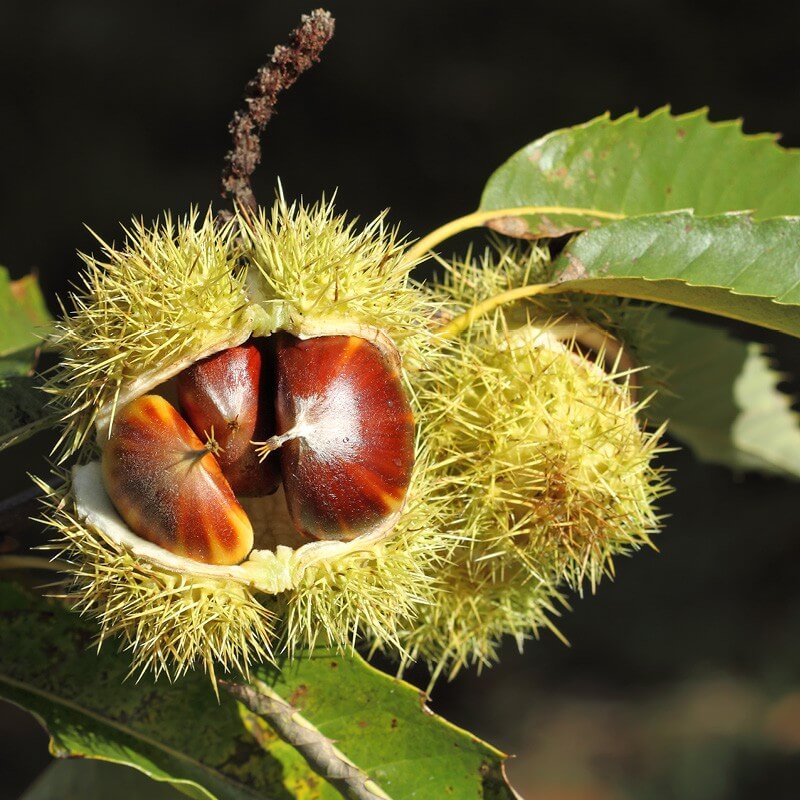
[{"x1": 2, "y1": 1, "x2": 800, "y2": 798}]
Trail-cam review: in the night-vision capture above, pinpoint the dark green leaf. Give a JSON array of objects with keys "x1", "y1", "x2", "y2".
[
  {"x1": 550, "y1": 212, "x2": 800, "y2": 338},
  {"x1": 21, "y1": 760, "x2": 185, "y2": 800},
  {"x1": 0, "y1": 582, "x2": 515, "y2": 800}
]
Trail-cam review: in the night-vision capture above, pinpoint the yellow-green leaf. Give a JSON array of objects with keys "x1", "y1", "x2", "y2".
[
  {"x1": 480, "y1": 107, "x2": 800, "y2": 238},
  {"x1": 639, "y1": 309, "x2": 800, "y2": 480},
  {"x1": 0, "y1": 266, "x2": 51, "y2": 377}
]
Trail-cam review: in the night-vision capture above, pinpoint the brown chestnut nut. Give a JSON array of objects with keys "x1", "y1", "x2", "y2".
[
  {"x1": 259, "y1": 333, "x2": 415, "y2": 541},
  {"x1": 101, "y1": 394, "x2": 254, "y2": 565},
  {"x1": 177, "y1": 341, "x2": 280, "y2": 497}
]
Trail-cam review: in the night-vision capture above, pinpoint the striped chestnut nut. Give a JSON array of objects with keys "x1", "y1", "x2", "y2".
[
  {"x1": 101, "y1": 394, "x2": 254, "y2": 565},
  {"x1": 256, "y1": 333, "x2": 415, "y2": 541},
  {"x1": 177, "y1": 340, "x2": 280, "y2": 497}
]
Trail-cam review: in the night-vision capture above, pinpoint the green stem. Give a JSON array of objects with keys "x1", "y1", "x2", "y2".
[
  {"x1": 406, "y1": 205, "x2": 624, "y2": 263},
  {"x1": 438, "y1": 283, "x2": 553, "y2": 339}
]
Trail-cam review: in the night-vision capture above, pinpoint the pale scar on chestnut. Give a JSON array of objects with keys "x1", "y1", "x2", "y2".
[{"x1": 264, "y1": 333, "x2": 415, "y2": 541}]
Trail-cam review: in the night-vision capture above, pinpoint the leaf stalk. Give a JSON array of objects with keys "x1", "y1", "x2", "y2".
[{"x1": 406, "y1": 205, "x2": 624, "y2": 263}]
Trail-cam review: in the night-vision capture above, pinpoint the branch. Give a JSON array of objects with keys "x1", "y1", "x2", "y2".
[
  {"x1": 0, "y1": 555, "x2": 66, "y2": 572},
  {"x1": 221, "y1": 9, "x2": 335, "y2": 211},
  {"x1": 223, "y1": 679, "x2": 391, "y2": 800}
]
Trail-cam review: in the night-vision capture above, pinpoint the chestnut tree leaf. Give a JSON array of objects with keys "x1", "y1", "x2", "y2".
[
  {"x1": 21, "y1": 760, "x2": 185, "y2": 800},
  {"x1": 477, "y1": 108, "x2": 800, "y2": 337},
  {"x1": 480, "y1": 107, "x2": 800, "y2": 239},
  {"x1": 241, "y1": 656, "x2": 515, "y2": 800},
  {"x1": 0, "y1": 266, "x2": 52, "y2": 378},
  {"x1": 0, "y1": 581, "x2": 517, "y2": 800},
  {"x1": 548, "y1": 211, "x2": 800, "y2": 338},
  {"x1": 0, "y1": 266, "x2": 56, "y2": 452},
  {"x1": 638, "y1": 309, "x2": 800, "y2": 480}
]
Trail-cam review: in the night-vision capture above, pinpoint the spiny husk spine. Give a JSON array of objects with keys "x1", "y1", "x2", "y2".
[
  {"x1": 399, "y1": 243, "x2": 670, "y2": 680},
  {"x1": 38, "y1": 476, "x2": 277, "y2": 683},
  {"x1": 239, "y1": 191, "x2": 437, "y2": 369},
  {"x1": 42, "y1": 197, "x2": 455, "y2": 680},
  {"x1": 49, "y1": 209, "x2": 248, "y2": 461}
]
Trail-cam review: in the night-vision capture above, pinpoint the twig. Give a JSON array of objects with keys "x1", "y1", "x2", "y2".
[
  {"x1": 0, "y1": 555, "x2": 66, "y2": 573},
  {"x1": 221, "y1": 9, "x2": 335, "y2": 212},
  {"x1": 223, "y1": 679, "x2": 392, "y2": 800}
]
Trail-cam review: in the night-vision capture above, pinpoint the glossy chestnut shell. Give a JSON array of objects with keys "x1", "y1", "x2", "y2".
[
  {"x1": 177, "y1": 340, "x2": 280, "y2": 497},
  {"x1": 273, "y1": 333, "x2": 415, "y2": 541},
  {"x1": 101, "y1": 394, "x2": 254, "y2": 565},
  {"x1": 100, "y1": 329, "x2": 416, "y2": 564}
]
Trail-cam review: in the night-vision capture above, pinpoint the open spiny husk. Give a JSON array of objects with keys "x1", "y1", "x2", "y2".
[{"x1": 42, "y1": 205, "x2": 668, "y2": 684}]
